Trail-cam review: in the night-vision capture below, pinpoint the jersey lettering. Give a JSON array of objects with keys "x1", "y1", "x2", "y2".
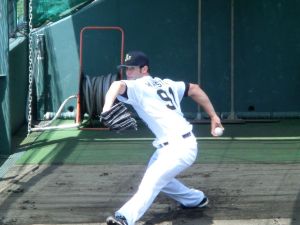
[{"x1": 157, "y1": 87, "x2": 177, "y2": 110}]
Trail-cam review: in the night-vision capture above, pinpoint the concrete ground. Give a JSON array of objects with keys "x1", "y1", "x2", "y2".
[
  {"x1": 1, "y1": 119, "x2": 300, "y2": 225},
  {"x1": 1, "y1": 163, "x2": 300, "y2": 225}
]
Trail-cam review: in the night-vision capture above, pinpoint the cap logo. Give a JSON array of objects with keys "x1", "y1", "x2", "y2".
[{"x1": 125, "y1": 54, "x2": 132, "y2": 62}]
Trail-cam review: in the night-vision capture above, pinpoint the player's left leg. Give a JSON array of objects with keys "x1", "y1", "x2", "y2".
[{"x1": 115, "y1": 138, "x2": 198, "y2": 225}]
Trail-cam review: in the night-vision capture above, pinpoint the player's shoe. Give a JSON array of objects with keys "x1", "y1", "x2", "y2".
[
  {"x1": 181, "y1": 196, "x2": 209, "y2": 209},
  {"x1": 106, "y1": 215, "x2": 128, "y2": 225}
]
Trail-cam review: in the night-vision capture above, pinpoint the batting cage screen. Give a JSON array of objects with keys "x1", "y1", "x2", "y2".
[{"x1": 31, "y1": 0, "x2": 93, "y2": 28}]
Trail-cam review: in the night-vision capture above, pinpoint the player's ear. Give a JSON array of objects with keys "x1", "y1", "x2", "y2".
[{"x1": 141, "y1": 65, "x2": 149, "y2": 74}]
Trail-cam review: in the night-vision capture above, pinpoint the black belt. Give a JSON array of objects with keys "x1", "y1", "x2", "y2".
[{"x1": 157, "y1": 132, "x2": 192, "y2": 148}]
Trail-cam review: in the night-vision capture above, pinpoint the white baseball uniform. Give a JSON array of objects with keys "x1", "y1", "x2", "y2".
[{"x1": 116, "y1": 75, "x2": 205, "y2": 225}]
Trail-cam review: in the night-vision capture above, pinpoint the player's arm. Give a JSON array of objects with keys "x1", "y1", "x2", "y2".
[
  {"x1": 187, "y1": 83, "x2": 223, "y2": 136},
  {"x1": 102, "y1": 81, "x2": 126, "y2": 113}
]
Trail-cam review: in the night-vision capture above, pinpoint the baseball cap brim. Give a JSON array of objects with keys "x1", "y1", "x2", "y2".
[
  {"x1": 117, "y1": 65, "x2": 130, "y2": 70},
  {"x1": 117, "y1": 64, "x2": 142, "y2": 69}
]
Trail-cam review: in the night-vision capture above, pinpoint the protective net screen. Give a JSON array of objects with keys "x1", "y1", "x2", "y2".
[{"x1": 32, "y1": 0, "x2": 93, "y2": 27}]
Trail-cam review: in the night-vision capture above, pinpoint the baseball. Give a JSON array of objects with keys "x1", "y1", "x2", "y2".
[{"x1": 214, "y1": 127, "x2": 224, "y2": 136}]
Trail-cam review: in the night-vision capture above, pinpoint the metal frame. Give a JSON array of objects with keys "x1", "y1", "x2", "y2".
[{"x1": 76, "y1": 26, "x2": 125, "y2": 130}]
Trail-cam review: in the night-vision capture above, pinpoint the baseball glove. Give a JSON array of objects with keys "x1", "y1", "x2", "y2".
[{"x1": 100, "y1": 102, "x2": 137, "y2": 131}]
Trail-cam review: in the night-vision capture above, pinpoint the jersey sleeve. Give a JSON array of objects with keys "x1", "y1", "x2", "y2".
[
  {"x1": 117, "y1": 80, "x2": 141, "y2": 105},
  {"x1": 169, "y1": 80, "x2": 188, "y2": 101}
]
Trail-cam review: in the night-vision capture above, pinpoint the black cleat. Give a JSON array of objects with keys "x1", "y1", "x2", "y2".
[
  {"x1": 106, "y1": 216, "x2": 128, "y2": 225},
  {"x1": 181, "y1": 196, "x2": 209, "y2": 209}
]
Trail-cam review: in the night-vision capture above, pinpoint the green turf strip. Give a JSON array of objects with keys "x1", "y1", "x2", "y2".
[
  {"x1": 16, "y1": 136, "x2": 300, "y2": 165},
  {"x1": 15, "y1": 120, "x2": 300, "y2": 165}
]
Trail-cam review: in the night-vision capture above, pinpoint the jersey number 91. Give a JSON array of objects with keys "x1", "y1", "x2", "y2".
[{"x1": 157, "y1": 88, "x2": 177, "y2": 110}]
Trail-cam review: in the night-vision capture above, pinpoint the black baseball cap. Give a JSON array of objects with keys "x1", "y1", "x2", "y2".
[{"x1": 118, "y1": 51, "x2": 149, "y2": 68}]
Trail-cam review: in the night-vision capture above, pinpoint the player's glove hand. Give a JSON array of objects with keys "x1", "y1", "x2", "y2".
[{"x1": 100, "y1": 102, "x2": 137, "y2": 131}]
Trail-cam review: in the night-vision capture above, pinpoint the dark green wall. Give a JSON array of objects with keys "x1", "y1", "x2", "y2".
[
  {"x1": 29, "y1": 0, "x2": 300, "y2": 119},
  {"x1": 0, "y1": 0, "x2": 11, "y2": 155},
  {"x1": 0, "y1": 77, "x2": 10, "y2": 156},
  {"x1": 0, "y1": 77, "x2": 10, "y2": 155},
  {"x1": 0, "y1": 38, "x2": 28, "y2": 157},
  {"x1": 201, "y1": 0, "x2": 231, "y2": 114},
  {"x1": 235, "y1": 0, "x2": 300, "y2": 114},
  {"x1": 35, "y1": 0, "x2": 300, "y2": 118},
  {"x1": 3, "y1": 0, "x2": 300, "y2": 156},
  {"x1": 0, "y1": 37, "x2": 29, "y2": 157},
  {"x1": 9, "y1": 39, "x2": 29, "y2": 134},
  {"x1": 34, "y1": 0, "x2": 200, "y2": 116},
  {"x1": 120, "y1": 0, "x2": 199, "y2": 114}
]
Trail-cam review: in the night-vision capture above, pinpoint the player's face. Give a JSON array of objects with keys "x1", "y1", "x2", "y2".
[{"x1": 125, "y1": 66, "x2": 142, "y2": 80}]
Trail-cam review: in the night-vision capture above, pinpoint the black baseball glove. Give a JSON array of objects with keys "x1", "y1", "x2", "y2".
[{"x1": 100, "y1": 102, "x2": 137, "y2": 131}]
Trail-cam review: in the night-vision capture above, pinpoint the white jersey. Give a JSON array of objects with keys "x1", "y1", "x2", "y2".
[{"x1": 117, "y1": 76, "x2": 192, "y2": 142}]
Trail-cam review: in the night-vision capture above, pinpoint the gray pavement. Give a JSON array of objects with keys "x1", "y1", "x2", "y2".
[{"x1": 1, "y1": 163, "x2": 299, "y2": 225}]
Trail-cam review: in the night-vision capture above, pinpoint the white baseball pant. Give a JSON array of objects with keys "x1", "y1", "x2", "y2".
[{"x1": 115, "y1": 133, "x2": 205, "y2": 225}]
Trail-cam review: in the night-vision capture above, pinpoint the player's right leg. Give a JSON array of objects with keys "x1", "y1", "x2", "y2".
[{"x1": 162, "y1": 178, "x2": 209, "y2": 208}]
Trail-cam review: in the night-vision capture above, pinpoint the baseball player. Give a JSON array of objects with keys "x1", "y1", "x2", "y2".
[{"x1": 102, "y1": 51, "x2": 223, "y2": 225}]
